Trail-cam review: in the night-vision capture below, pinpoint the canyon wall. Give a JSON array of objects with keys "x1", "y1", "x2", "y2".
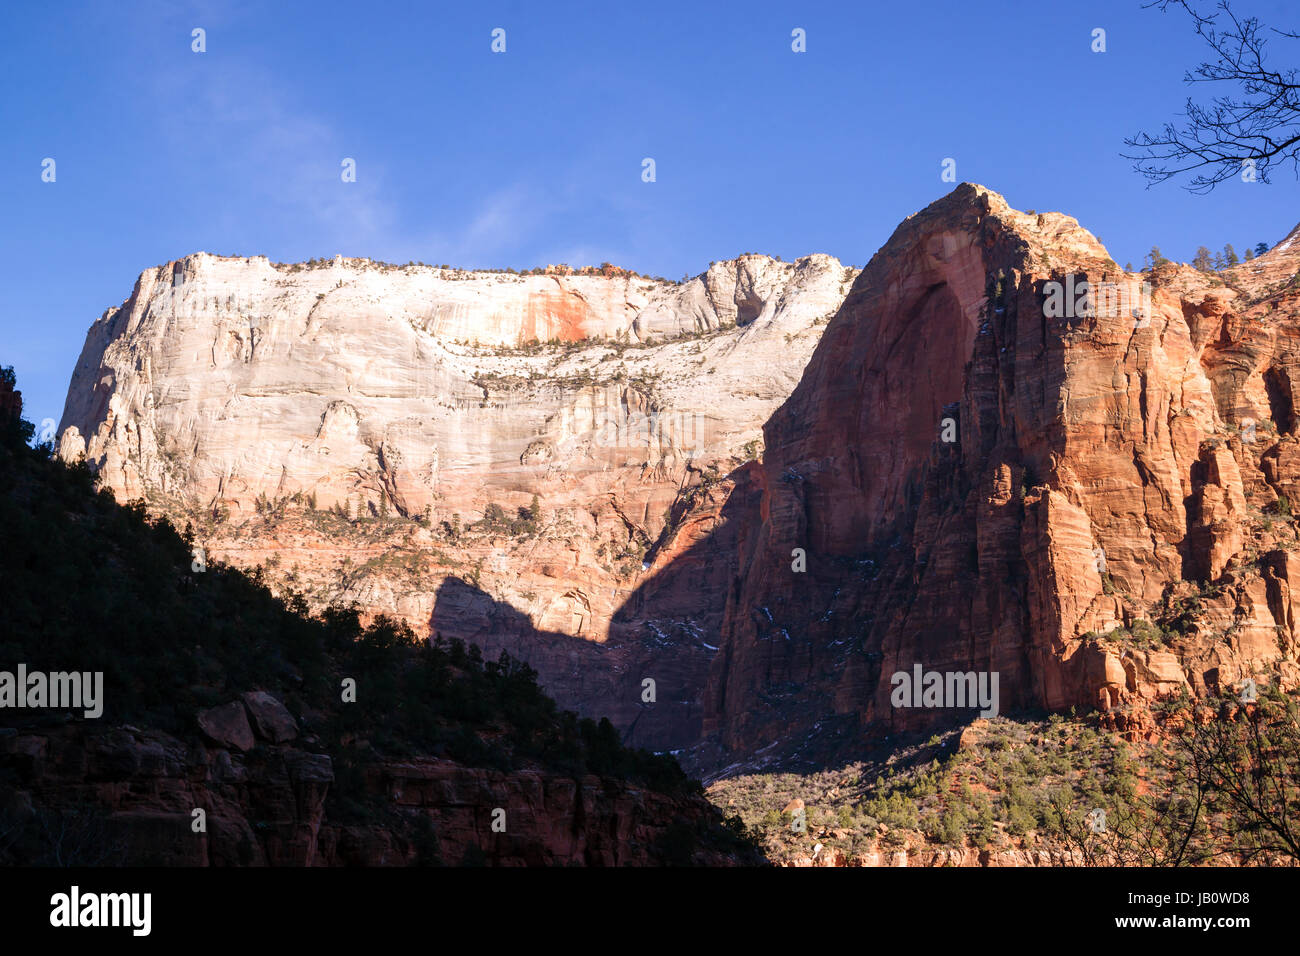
[
  {"x1": 56, "y1": 252, "x2": 854, "y2": 754},
  {"x1": 55, "y1": 187, "x2": 1300, "y2": 776}
]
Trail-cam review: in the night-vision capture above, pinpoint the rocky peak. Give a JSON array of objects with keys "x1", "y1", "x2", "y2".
[
  {"x1": 633, "y1": 253, "x2": 850, "y2": 340},
  {"x1": 701, "y1": 183, "x2": 1300, "y2": 768}
]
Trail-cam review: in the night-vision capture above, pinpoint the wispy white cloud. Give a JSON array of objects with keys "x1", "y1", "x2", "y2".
[
  {"x1": 461, "y1": 185, "x2": 538, "y2": 251},
  {"x1": 149, "y1": 54, "x2": 396, "y2": 254},
  {"x1": 401, "y1": 183, "x2": 631, "y2": 270},
  {"x1": 145, "y1": 35, "x2": 645, "y2": 268}
]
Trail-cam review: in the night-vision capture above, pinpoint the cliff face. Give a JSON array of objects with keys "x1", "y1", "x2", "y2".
[
  {"x1": 56, "y1": 252, "x2": 853, "y2": 753},
  {"x1": 57, "y1": 253, "x2": 851, "y2": 520},
  {"x1": 703, "y1": 185, "x2": 1300, "y2": 767},
  {"x1": 54, "y1": 188, "x2": 1300, "y2": 776}
]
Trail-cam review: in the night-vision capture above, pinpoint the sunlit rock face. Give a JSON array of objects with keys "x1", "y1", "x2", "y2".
[{"x1": 57, "y1": 250, "x2": 855, "y2": 755}]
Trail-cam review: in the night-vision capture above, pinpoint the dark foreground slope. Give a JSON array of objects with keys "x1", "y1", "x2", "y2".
[{"x1": 0, "y1": 367, "x2": 763, "y2": 866}]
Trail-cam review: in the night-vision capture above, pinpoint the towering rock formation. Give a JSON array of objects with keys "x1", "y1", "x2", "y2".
[
  {"x1": 702, "y1": 185, "x2": 1300, "y2": 769},
  {"x1": 56, "y1": 252, "x2": 855, "y2": 753}
]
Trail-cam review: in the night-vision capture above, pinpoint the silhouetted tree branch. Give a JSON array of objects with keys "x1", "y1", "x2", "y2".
[
  {"x1": 1125, "y1": 1, "x2": 1300, "y2": 192},
  {"x1": 1045, "y1": 688, "x2": 1300, "y2": 865},
  {"x1": 1176, "y1": 690, "x2": 1300, "y2": 861}
]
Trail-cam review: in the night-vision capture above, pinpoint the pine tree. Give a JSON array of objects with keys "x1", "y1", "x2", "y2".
[
  {"x1": 1213, "y1": 252, "x2": 1225, "y2": 270},
  {"x1": 1224, "y1": 244, "x2": 1239, "y2": 267},
  {"x1": 1192, "y1": 247, "x2": 1213, "y2": 271},
  {"x1": 483, "y1": 502, "x2": 506, "y2": 527},
  {"x1": 1245, "y1": 248, "x2": 1255, "y2": 261},
  {"x1": 1256, "y1": 242, "x2": 1271, "y2": 257}
]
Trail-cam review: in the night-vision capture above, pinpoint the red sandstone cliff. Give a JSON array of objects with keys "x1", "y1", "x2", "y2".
[{"x1": 701, "y1": 184, "x2": 1300, "y2": 768}]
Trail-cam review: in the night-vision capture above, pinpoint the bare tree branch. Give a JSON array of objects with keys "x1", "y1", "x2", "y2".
[{"x1": 1124, "y1": 1, "x2": 1300, "y2": 192}]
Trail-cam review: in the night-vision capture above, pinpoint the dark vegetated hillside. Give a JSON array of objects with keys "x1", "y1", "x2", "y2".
[{"x1": 0, "y1": 366, "x2": 764, "y2": 865}]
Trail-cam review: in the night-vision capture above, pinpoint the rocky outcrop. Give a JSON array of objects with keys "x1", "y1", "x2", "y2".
[
  {"x1": 701, "y1": 184, "x2": 1300, "y2": 767},
  {"x1": 57, "y1": 252, "x2": 850, "y2": 520},
  {"x1": 197, "y1": 701, "x2": 255, "y2": 752},
  {"x1": 0, "y1": 712, "x2": 745, "y2": 866},
  {"x1": 239, "y1": 691, "x2": 299, "y2": 744},
  {"x1": 0, "y1": 372, "x2": 21, "y2": 428}
]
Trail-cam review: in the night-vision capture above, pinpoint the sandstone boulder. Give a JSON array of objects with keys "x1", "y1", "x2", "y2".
[
  {"x1": 197, "y1": 701, "x2": 255, "y2": 752},
  {"x1": 241, "y1": 691, "x2": 298, "y2": 743}
]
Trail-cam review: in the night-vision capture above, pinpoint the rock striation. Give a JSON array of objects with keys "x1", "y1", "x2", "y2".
[{"x1": 57, "y1": 252, "x2": 850, "y2": 521}]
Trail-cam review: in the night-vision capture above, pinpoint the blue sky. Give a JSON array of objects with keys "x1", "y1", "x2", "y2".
[{"x1": 1, "y1": 0, "x2": 1297, "y2": 429}]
